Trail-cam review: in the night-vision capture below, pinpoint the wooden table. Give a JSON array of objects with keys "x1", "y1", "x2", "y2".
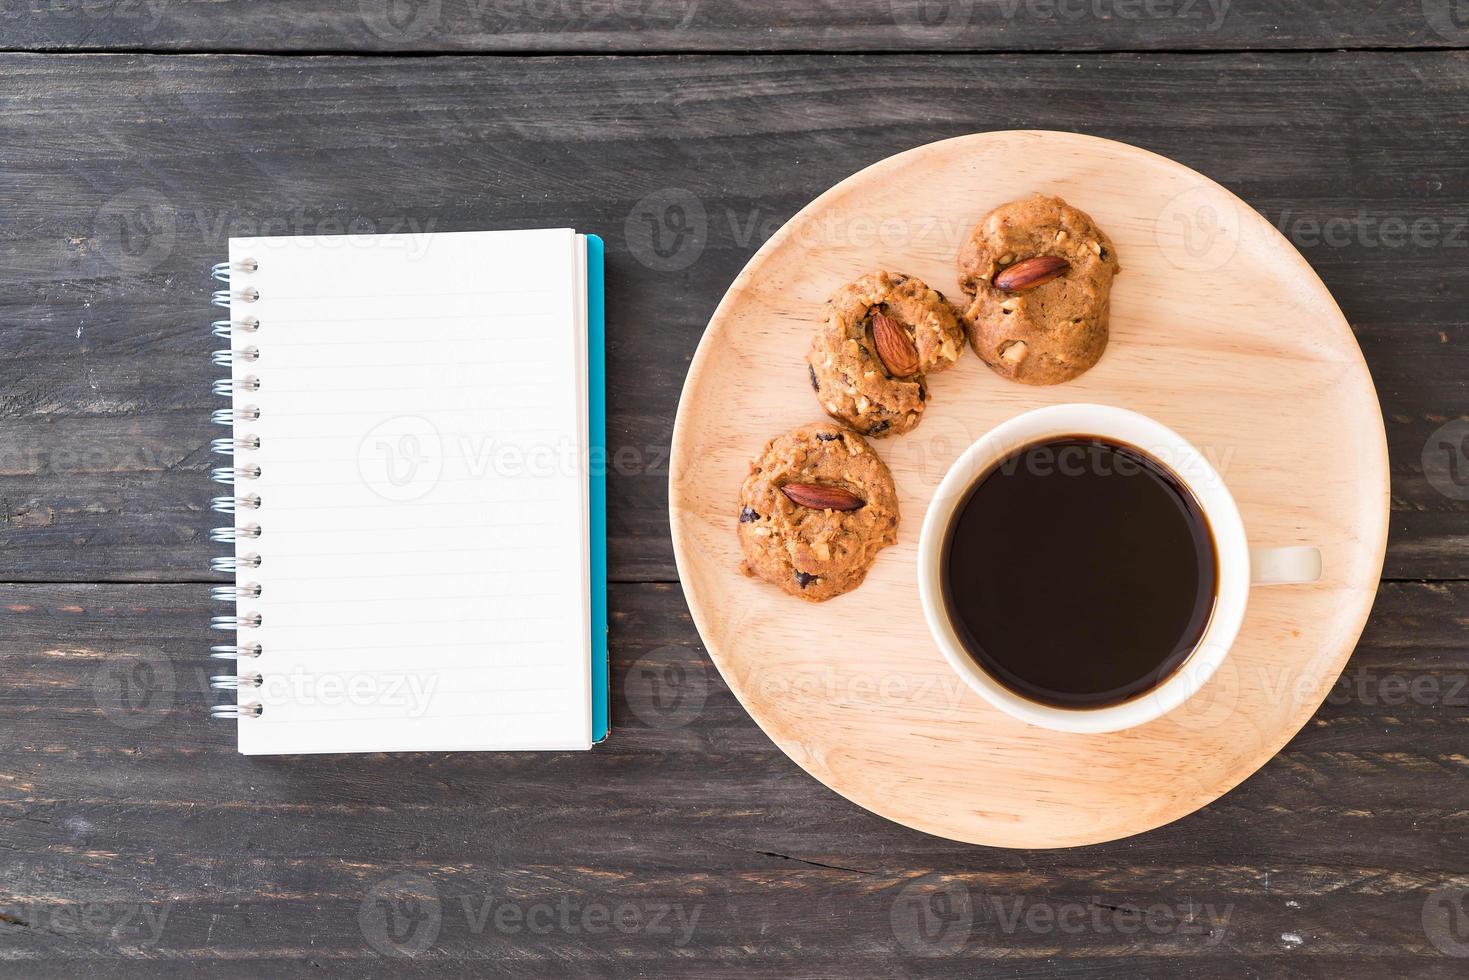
[{"x1": 2, "y1": 5, "x2": 1467, "y2": 976}]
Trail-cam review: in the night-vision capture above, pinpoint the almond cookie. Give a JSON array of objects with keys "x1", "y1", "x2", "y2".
[
  {"x1": 738, "y1": 422, "x2": 899, "y2": 602},
  {"x1": 806, "y1": 272, "x2": 964, "y2": 438},
  {"x1": 957, "y1": 194, "x2": 1121, "y2": 386}
]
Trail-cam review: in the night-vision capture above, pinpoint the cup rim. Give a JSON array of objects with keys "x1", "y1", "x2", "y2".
[{"x1": 916, "y1": 403, "x2": 1251, "y2": 735}]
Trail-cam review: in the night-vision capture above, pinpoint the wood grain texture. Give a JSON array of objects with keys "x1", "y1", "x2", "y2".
[
  {"x1": 0, "y1": 0, "x2": 1463, "y2": 53},
  {"x1": 0, "y1": 52, "x2": 1465, "y2": 584},
  {"x1": 1, "y1": 581, "x2": 1468, "y2": 975}
]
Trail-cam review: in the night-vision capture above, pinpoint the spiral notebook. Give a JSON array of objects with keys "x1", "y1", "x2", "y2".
[{"x1": 208, "y1": 229, "x2": 609, "y2": 755}]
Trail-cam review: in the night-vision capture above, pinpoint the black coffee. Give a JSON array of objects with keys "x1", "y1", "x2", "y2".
[{"x1": 941, "y1": 436, "x2": 1218, "y2": 709}]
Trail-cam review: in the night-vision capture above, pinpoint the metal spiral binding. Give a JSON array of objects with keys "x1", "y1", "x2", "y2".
[
  {"x1": 212, "y1": 465, "x2": 261, "y2": 484},
  {"x1": 212, "y1": 406, "x2": 260, "y2": 425},
  {"x1": 211, "y1": 612, "x2": 262, "y2": 631},
  {"x1": 210, "y1": 703, "x2": 263, "y2": 719},
  {"x1": 212, "y1": 376, "x2": 260, "y2": 396},
  {"x1": 212, "y1": 317, "x2": 259, "y2": 339},
  {"x1": 209, "y1": 673, "x2": 263, "y2": 691},
  {"x1": 211, "y1": 494, "x2": 261, "y2": 514},
  {"x1": 212, "y1": 346, "x2": 259, "y2": 368},
  {"x1": 212, "y1": 583, "x2": 262, "y2": 601},
  {"x1": 209, "y1": 523, "x2": 261, "y2": 543},
  {"x1": 213, "y1": 287, "x2": 260, "y2": 307},
  {"x1": 213, "y1": 258, "x2": 258, "y2": 280},
  {"x1": 211, "y1": 553, "x2": 261, "y2": 573},
  {"x1": 210, "y1": 642, "x2": 262, "y2": 661},
  {"x1": 211, "y1": 257, "x2": 264, "y2": 721},
  {"x1": 211, "y1": 435, "x2": 261, "y2": 455}
]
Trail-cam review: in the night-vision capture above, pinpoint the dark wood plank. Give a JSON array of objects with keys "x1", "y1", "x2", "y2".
[
  {"x1": 0, "y1": 52, "x2": 1465, "y2": 583},
  {"x1": 0, "y1": 0, "x2": 1463, "y2": 53},
  {"x1": 1, "y1": 580, "x2": 1467, "y2": 976}
]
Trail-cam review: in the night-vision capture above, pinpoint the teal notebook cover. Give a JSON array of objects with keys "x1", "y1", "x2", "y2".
[{"x1": 588, "y1": 235, "x2": 609, "y2": 744}]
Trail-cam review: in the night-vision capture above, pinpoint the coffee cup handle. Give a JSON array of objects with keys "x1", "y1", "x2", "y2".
[{"x1": 1250, "y1": 546, "x2": 1322, "y2": 585}]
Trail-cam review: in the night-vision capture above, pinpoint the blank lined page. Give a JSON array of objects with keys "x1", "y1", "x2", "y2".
[{"x1": 226, "y1": 229, "x2": 592, "y2": 754}]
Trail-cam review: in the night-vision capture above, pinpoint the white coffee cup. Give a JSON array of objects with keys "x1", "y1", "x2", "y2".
[{"x1": 916, "y1": 404, "x2": 1320, "y2": 734}]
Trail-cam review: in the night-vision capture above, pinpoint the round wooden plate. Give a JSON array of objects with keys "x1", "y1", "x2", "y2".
[{"x1": 668, "y1": 131, "x2": 1389, "y2": 848}]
